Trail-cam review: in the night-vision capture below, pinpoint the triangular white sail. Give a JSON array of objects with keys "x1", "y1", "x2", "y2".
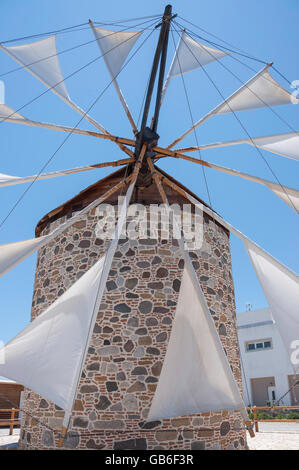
[
  {"x1": 162, "y1": 31, "x2": 227, "y2": 102},
  {"x1": 90, "y1": 22, "x2": 139, "y2": 133},
  {"x1": 249, "y1": 133, "x2": 299, "y2": 162},
  {"x1": 244, "y1": 240, "x2": 299, "y2": 374},
  {"x1": 0, "y1": 236, "x2": 49, "y2": 277},
  {"x1": 0, "y1": 254, "x2": 106, "y2": 411},
  {"x1": 91, "y1": 26, "x2": 142, "y2": 79},
  {"x1": 148, "y1": 252, "x2": 246, "y2": 422},
  {"x1": 203, "y1": 160, "x2": 299, "y2": 213},
  {"x1": 217, "y1": 68, "x2": 297, "y2": 114},
  {"x1": 168, "y1": 65, "x2": 299, "y2": 149},
  {"x1": 184, "y1": 131, "x2": 299, "y2": 162},
  {"x1": 0, "y1": 177, "x2": 138, "y2": 415},
  {"x1": 0, "y1": 162, "x2": 108, "y2": 188},
  {"x1": 169, "y1": 31, "x2": 228, "y2": 78},
  {"x1": 0, "y1": 175, "x2": 129, "y2": 278},
  {"x1": 265, "y1": 182, "x2": 299, "y2": 212},
  {"x1": 0, "y1": 173, "x2": 21, "y2": 185},
  {"x1": 0, "y1": 103, "x2": 26, "y2": 120},
  {"x1": 1, "y1": 36, "x2": 69, "y2": 100}
]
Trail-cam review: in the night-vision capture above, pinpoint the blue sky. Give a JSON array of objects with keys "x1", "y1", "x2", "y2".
[{"x1": 0, "y1": 0, "x2": 298, "y2": 343}]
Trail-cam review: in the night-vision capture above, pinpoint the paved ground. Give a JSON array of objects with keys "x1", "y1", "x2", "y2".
[
  {"x1": 0, "y1": 424, "x2": 298, "y2": 450},
  {"x1": 247, "y1": 422, "x2": 299, "y2": 450},
  {"x1": 0, "y1": 429, "x2": 20, "y2": 449}
]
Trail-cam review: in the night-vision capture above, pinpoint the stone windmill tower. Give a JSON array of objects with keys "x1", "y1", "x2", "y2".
[{"x1": 18, "y1": 162, "x2": 248, "y2": 450}]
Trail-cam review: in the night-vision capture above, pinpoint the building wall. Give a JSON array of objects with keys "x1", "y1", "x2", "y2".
[
  {"x1": 237, "y1": 308, "x2": 295, "y2": 406},
  {"x1": 19, "y1": 202, "x2": 247, "y2": 450}
]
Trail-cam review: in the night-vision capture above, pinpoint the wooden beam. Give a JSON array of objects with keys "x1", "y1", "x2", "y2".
[{"x1": 1, "y1": 117, "x2": 136, "y2": 158}]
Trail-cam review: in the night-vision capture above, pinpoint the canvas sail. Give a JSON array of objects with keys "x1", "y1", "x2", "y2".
[
  {"x1": 0, "y1": 255, "x2": 106, "y2": 411},
  {"x1": 244, "y1": 240, "x2": 299, "y2": 373},
  {"x1": 0, "y1": 236, "x2": 49, "y2": 278},
  {"x1": 162, "y1": 31, "x2": 227, "y2": 101},
  {"x1": 168, "y1": 65, "x2": 299, "y2": 148},
  {"x1": 90, "y1": 23, "x2": 139, "y2": 132},
  {"x1": 91, "y1": 26, "x2": 142, "y2": 78},
  {"x1": 0, "y1": 104, "x2": 26, "y2": 120},
  {"x1": 148, "y1": 232, "x2": 246, "y2": 422},
  {"x1": 216, "y1": 68, "x2": 297, "y2": 114},
  {"x1": 1, "y1": 36, "x2": 69, "y2": 100},
  {"x1": 249, "y1": 132, "x2": 299, "y2": 162},
  {"x1": 167, "y1": 31, "x2": 227, "y2": 78}
]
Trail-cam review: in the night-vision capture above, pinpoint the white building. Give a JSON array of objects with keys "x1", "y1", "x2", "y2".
[{"x1": 237, "y1": 308, "x2": 299, "y2": 406}]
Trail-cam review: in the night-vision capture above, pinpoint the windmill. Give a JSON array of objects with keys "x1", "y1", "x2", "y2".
[{"x1": 0, "y1": 5, "x2": 298, "y2": 450}]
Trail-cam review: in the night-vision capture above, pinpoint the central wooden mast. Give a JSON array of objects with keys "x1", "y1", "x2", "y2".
[{"x1": 134, "y1": 4, "x2": 174, "y2": 162}]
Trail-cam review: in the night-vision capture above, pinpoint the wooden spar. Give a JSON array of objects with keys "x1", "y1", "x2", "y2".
[
  {"x1": 146, "y1": 156, "x2": 168, "y2": 203},
  {"x1": 151, "y1": 6, "x2": 173, "y2": 133},
  {"x1": 155, "y1": 149, "x2": 299, "y2": 212},
  {"x1": 0, "y1": 157, "x2": 135, "y2": 188},
  {"x1": 0, "y1": 116, "x2": 135, "y2": 157},
  {"x1": 166, "y1": 63, "x2": 272, "y2": 150},
  {"x1": 176, "y1": 140, "x2": 250, "y2": 153},
  {"x1": 135, "y1": 5, "x2": 173, "y2": 157}
]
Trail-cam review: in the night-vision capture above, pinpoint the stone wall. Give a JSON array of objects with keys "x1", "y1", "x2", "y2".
[{"x1": 19, "y1": 203, "x2": 247, "y2": 450}]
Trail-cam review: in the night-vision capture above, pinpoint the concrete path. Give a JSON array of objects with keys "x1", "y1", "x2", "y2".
[{"x1": 247, "y1": 422, "x2": 299, "y2": 450}]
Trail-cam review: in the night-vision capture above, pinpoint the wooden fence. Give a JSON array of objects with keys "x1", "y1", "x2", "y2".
[
  {"x1": 0, "y1": 408, "x2": 21, "y2": 435},
  {"x1": 248, "y1": 406, "x2": 299, "y2": 432}
]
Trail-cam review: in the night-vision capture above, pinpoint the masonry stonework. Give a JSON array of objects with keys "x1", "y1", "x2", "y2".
[{"x1": 18, "y1": 173, "x2": 247, "y2": 450}]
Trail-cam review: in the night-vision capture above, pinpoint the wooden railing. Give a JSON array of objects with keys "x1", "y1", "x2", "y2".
[
  {"x1": 248, "y1": 406, "x2": 299, "y2": 432},
  {"x1": 0, "y1": 408, "x2": 21, "y2": 435}
]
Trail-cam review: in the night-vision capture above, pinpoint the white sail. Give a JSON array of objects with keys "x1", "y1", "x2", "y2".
[
  {"x1": 184, "y1": 132, "x2": 299, "y2": 162},
  {"x1": 0, "y1": 103, "x2": 26, "y2": 120},
  {"x1": 91, "y1": 26, "x2": 142, "y2": 78},
  {"x1": 249, "y1": 132, "x2": 299, "y2": 162},
  {"x1": 162, "y1": 31, "x2": 227, "y2": 102},
  {"x1": 0, "y1": 177, "x2": 138, "y2": 414},
  {"x1": 244, "y1": 240, "x2": 299, "y2": 373},
  {"x1": 1, "y1": 36, "x2": 69, "y2": 100},
  {"x1": 0, "y1": 163, "x2": 102, "y2": 188},
  {"x1": 148, "y1": 261, "x2": 245, "y2": 421},
  {"x1": 0, "y1": 175, "x2": 128, "y2": 278},
  {"x1": 168, "y1": 31, "x2": 228, "y2": 78},
  {"x1": 203, "y1": 160, "x2": 299, "y2": 213},
  {"x1": 0, "y1": 173, "x2": 21, "y2": 185},
  {"x1": 168, "y1": 65, "x2": 298, "y2": 149},
  {"x1": 265, "y1": 182, "x2": 299, "y2": 212},
  {"x1": 90, "y1": 23, "x2": 139, "y2": 133},
  {"x1": 217, "y1": 68, "x2": 297, "y2": 114},
  {"x1": 0, "y1": 255, "x2": 106, "y2": 411},
  {"x1": 0, "y1": 236, "x2": 49, "y2": 277}
]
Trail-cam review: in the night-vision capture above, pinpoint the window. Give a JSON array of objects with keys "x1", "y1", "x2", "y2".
[{"x1": 246, "y1": 339, "x2": 273, "y2": 352}]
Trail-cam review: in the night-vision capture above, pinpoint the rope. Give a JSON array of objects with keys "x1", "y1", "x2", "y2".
[
  {"x1": 178, "y1": 15, "x2": 268, "y2": 65},
  {"x1": 172, "y1": 22, "x2": 297, "y2": 213},
  {"x1": 239, "y1": 349, "x2": 252, "y2": 406},
  {"x1": 0, "y1": 17, "x2": 160, "y2": 79},
  {"x1": 180, "y1": 24, "x2": 299, "y2": 140},
  {"x1": 170, "y1": 28, "x2": 213, "y2": 210},
  {"x1": 0, "y1": 15, "x2": 161, "y2": 45},
  {"x1": 0, "y1": 21, "x2": 157, "y2": 230},
  {"x1": 272, "y1": 376, "x2": 299, "y2": 407}
]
